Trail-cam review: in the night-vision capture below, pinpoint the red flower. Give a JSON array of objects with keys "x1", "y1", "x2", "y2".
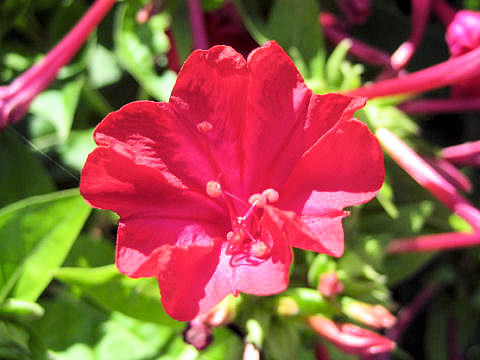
[{"x1": 80, "y1": 41, "x2": 384, "y2": 321}]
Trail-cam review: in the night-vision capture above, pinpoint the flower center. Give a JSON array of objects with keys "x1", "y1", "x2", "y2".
[{"x1": 205, "y1": 180, "x2": 279, "y2": 266}]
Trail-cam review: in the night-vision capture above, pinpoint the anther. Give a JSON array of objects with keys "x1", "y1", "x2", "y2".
[
  {"x1": 262, "y1": 189, "x2": 279, "y2": 203},
  {"x1": 248, "y1": 193, "x2": 266, "y2": 207},
  {"x1": 206, "y1": 181, "x2": 222, "y2": 198},
  {"x1": 197, "y1": 121, "x2": 213, "y2": 134},
  {"x1": 227, "y1": 229, "x2": 245, "y2": 246},
  {"x1": 251, "y1": 241, "x2": 271, "y2": 259}
]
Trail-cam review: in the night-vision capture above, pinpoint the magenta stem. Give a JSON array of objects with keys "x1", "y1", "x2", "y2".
[
  {"x1": 387, "y1": 232, "x2": 480, "y2": 253},
  {"x1": 1, "y1": 0, "x2": 116, "y2": 127},
  {"x1": 187, "y1": 0, "x2": 209, "y2": 49},
  {"x1": 345, "y1": 45, "x2": 480, "y2": 99},
  {"x1": 431, "y1": 0, "x2": 456, "y2": 26},
  {"x1": 399, "y1": 96, "x2": 480, "y2": 114},
  {"x1": 391, "y1": 0, "x2": 432, "y2": 69},
  {"x1": 376, "y1": 128, "x2": 480, "y2": 230},
  {"x1": 320, "y1": 13, "x2": 391, "y2": 68},
  {"x1": 441, "y1": 141, "x2": 480, "y2": 167},
  {"x1": 387, "y1": 285, "x2": 436, "y2": 341}
]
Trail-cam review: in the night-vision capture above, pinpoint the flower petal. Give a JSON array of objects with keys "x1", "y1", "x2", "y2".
[
  {"x1": 116, "y1": 217, "x2": 234, "y2": 321},
  {"x1": 242, "y1": 41, "x2": 312, "y2": 192},
  {"x1": 266, "y1": 206, "x2": 347, "y2": 257},
  {"x1": 116, "y1": 217, "x2": 227, "y2": 278},
  {"x1": 80, "y1": 147, "x2": 224, "y2": 219},
  {"x1": 169, "y1": 45, "x2": 249, "y2": 193},
  {"x1": 230, "y1": 206, "x2": 293, "y2": 295},
  {"x1": 282, "y1": 118, "x2": 384, "y2": 212}
]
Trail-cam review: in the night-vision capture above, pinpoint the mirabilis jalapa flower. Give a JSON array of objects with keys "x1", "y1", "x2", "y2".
[{"x1": 80, "y1": 41, "x2": 384, "y2": 321}]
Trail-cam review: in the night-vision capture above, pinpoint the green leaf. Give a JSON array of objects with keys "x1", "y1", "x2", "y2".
[
  {"x1": 114, "y1": 2, "x2": 177, "y2": 101},
  {"x1": 29, "y1": 76, "x2": 85, "y2": 144},
  {"x1": 55, "y1": 265, "x2": 182, "y2": 328},
  {"x1": 87, "y1": 45, "x2": 122, "y2": 89},
  {"x1": 56, "y1": 128, "x2": 96, "y2": 172},
  {"x1": 63, "y1": 234, "x2": 114, "y2": 268},
  {"x1": 0, "y1": 298, "x2": 44, "y2": 322},
  {"x1": 234, "y1": 0, "x2": 324, "y2": 78},
  {"x1": 0, "y1": 130, "x2": 55, "y2": 207},
  {"x1": 0, "y1": 189, "x2": 91, "y2": 303},
  {"x1": 0, "y1": 320, "x2": 31, "y2": 360}
]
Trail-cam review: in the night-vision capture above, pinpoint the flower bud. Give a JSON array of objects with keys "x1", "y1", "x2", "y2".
[
  {"x1": 446, "y1": 10, "x2": 480, "y2": 57},
  {"x1": 342, "y1": 297, "x2": 396, "y2": 329},
  {"x1": 307, "y1": 315, "x2": 396, "y2": 355},
  {"x1": 317, "y1": 272, "x2": 344, "y2": 298}
]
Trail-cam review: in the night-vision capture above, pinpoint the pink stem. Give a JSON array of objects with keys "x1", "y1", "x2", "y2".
[
  {"x1": 320, "y1": 13, "x2": 392, "y2": 68},
  {"x1": 387, "y1": 232, "x2": 480, "y2": 253},
  {"x1": 1, "y1": 0, "x2": 116, "y2": 126},
  {"x1": 431, "y1": 0, "x2": 456, "y2": 26},
  {"x1": 376, "y1": 128, "x2": 480, "y2": 230},
  {"x1": 424, "y1": 157, "x2": 472, "y2": 193},
  {"x1": 441, "y1": 141, "x2": 480, "y2": 167},
  {"x1": 386, "y1": 285, "x2": 436, "y2": 341},
  {"x1": 399, "y1": 96, "x2": 480, "y2": 114},
  {"x1": 345, "y1": 45, "x2": 480, "y2": 99},
  {"x1": 391, "y1": 0, "x2": 432, "y2": 69},
  {"x1": 187, "y1": 0, "x2": 208, "y2": 49}
]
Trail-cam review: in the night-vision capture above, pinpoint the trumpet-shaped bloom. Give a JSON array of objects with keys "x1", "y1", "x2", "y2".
[{"x1": 80, "y1": 41, "x2": 384, "y2": 321}]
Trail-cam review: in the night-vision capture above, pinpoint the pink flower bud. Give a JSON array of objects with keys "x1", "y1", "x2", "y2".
[
  {"x1": 342, "y1": 298, "x2": 397, "y2": 329},
  {"x1": 183, "y1": 318, "x2": 213, "y2": 350},
  {"x1": 243, "y1": 343, "x2": 261, "y2": 360},
  {"x1": 446, "y1": 10, "x2": 480, "y2": 57},
  {"x1": 441, "y1": 140, "x2": 480, "y2": 168},
  {"x1": 317, "y1": 272, "x2": 344, "y2": 298},
  {"x1": 307, "y1": 315, "x2": 396, "y2": 355},
  {"x1": 446, "y1": 10, "x2": 480, "y2": 97}
]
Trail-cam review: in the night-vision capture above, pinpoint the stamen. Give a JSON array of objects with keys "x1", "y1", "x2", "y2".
[
  {"x1": 251, "y1": 241, "x2": 271, "y2": 259},
  {"x1": 248, "y1": 193, "x2": 266, "y2": 207},
  {"x1": 197, "y1": 121, "x2": 213, "y2": 134},
  {"x1": 262, "y1": 189, "x2": 279, "y2": 203},
  {"x1": 206, "y1": 180, "x2": 222, "y2": 198}
]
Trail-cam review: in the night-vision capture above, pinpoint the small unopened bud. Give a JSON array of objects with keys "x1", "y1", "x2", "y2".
[
  {"x1": 183, "y1": 319, "x2": 212, "y2": 350},
  {"x1": 342, "y1": 297, "x2": 396, "y2": 329},
  {"x1": 318, "y1": 272, "x2": 344, "y2": 298},
  {"x1": 206, "y1": 181, "x2": 222, "y2": 198},
  {"x1": 243, "y1": 342, "x2": 260, "y2": 360},
  {"x1": 277, "y1": 297, "x2": 300, "y2": 316}
]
